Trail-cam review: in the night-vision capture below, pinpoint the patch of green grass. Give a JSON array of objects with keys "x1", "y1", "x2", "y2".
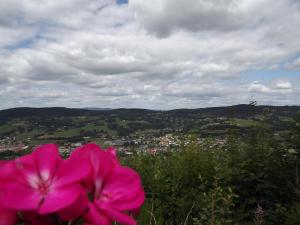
[
  {"x1": 19, "y1": 128, "x2": 45, "y2": 139},
  {"x1": 200, "y1": 123, "x2": 220, "y2": 129},
  {"x1": 279, "y1": 116, "x2": 294, "y2": 123},
  {"x1": 40, "y1": 122, "x2": 116, "y2": 138},
  {"x1": 43, "y1": 128, "x2": 81, "y2": 138},
  {"x1": 0, "y1": 124, "x2": 15, "y2": 135},
  {"x1": 228, "y1": 118, "x2": 262, "y2": 127}
]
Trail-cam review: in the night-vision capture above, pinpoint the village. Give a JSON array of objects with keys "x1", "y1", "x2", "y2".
[{"x1": 0, "y1": 133, "x2": 227, "y2": 158}]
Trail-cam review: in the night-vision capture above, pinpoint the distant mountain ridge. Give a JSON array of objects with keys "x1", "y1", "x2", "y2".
[
  {"x1": 1, "y1": 104, "x2": 300, "y2": 121},
  {"x1": 83, "y1": 108, "x2": 113, "y2": 111},
  {"x1": 0, "y1": 104, "x2": 299, "y2": 140},
  {"x1": 0, "y1": 107, "x2": 95, "y2": 121}
]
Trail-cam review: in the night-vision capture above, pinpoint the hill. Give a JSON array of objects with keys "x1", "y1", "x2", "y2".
[{"x1": 0, "y1": 104, "x2": 299, "y2": 147}]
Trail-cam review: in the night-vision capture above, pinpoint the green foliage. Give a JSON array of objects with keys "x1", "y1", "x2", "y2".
[
  {"x1": 2, "y1": 110, "x2": 299, "y2": 225},
  {"x1": 292, "y1": 114, "x2": 300, "y2": 156},
  {"x1": 125, "y1": 141, "x2": 217, "y2": 225},
  {"x1": 192, "y1": 182, "x2": 238, "y2": 225},
  {"x1": 123, "y1": 118, "x2": 300, "y2": 225},
  {"x1": 285, "y1": 204, "x2": 300, "y2": 225}
]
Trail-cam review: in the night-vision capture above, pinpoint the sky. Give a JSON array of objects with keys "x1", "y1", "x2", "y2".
[{"x1": 0, "y1": 0, "x2": 299, "y2": 110}]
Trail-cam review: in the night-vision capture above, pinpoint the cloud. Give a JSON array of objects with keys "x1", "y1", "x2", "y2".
[
  {"x1": 275, "y1": 81, "x2": 292, "y2": 90},
  {"x1": 0, "y1": 0, "x2": 299, "y2": 109},
  {"x1": 248, "y1": 81, "x2": 272, "y2": 94},
  {"x1": 248, "y1": 80, "x2": 292, "y2": 94},
  {"x1": 0, "y1": 0, "x2": 114, "y2": 24},
  {"x1": 286, "y1": 57, "x2": 300, "y2": 70},
  {"x1": 130, "y1": 0, "x2": 253, "y2": 37}
]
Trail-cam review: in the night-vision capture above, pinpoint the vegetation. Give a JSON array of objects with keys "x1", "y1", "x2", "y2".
[
  {"x1": 1, "y1": 106, "x2": 300, "y2": 224},
  {"x1": 122, "y1": 116, "x2": 300, "y2": 225},
  {"x1": 0, "y1": 105, "x2": 299, "y2": 144}
]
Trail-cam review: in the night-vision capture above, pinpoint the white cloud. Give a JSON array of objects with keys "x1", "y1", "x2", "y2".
[
  {"x1": 248, "y1": 81, "x2": 272, "y2": 94},
  {"x1": 275, "y1": 81, "x2": 292, "y2": 90},
  {"x1": 286, "y1": 57, "x2": 300, "y2": 70},
  {"x1": 248, "y1": 80, "x2": 293, "y2": 94},
  {"x1": 0, "y1": 0, "x2": 299, "y2": 109},
  {"x1": 130, "y1": 0, "x2": 253, "y2": 37}
]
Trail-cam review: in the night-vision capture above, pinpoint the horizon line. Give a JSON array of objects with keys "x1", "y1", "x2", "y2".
[{"x1": 1, "y1": 103, "x2": 300, "y2": 112}]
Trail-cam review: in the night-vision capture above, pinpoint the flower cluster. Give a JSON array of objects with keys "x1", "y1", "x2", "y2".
[{"x1": 0, "y1": 144, "x2": 145, "y2": 225}]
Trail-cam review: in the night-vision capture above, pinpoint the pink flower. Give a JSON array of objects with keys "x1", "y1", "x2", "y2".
[
  {"x1": 0, "y1": 203, "x2": 16, "y2": 225},
  {"x1": 88, "y1": 166, "x2": 145, "y2": 225},
  {"x1": 0, "y1": 161, "x2": 17, "y2": 225},
  {"x1": 68, "y1": 144, "x2": 145, "y2": 225},
  {"x1": 0, "y1": 143, "x2": 144, "y2": 225},
  {"x1": 0, "y1": 144, "x2": 89, "y2": 216}
]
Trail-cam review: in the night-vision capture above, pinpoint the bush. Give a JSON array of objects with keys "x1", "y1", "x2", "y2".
[{"x1": 123, "y1": 125, "x2": 299, "y2": 225}]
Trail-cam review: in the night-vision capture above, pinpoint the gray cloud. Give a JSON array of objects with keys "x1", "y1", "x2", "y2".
[
  {"x1": 248, "y1": 80, "x2": 293, "y2": 95},
  {"x1": 0, "y1": 75, "x2": 8, "y2": 85},
  {"x1": 286, "y1": 57, "x2": 300, "y2": 70},
  {"x1": 130, "y1": 0, "x2": 252, "y2": 37},
  {"x1": 0, "y1": 0, "x2": 299, "y2": 109}
]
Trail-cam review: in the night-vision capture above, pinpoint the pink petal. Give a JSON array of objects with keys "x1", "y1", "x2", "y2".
[
  {"x1": 0, "y1": 204, "x2": 17, "y2": 225},
  {"x1": 104, "y1": 167, "x2": 142, "y2": 194},
  {"x1": 102, "y1": 167, "x2": 144, "y2": 207},
  {"x1": 58, "y1": 190, "x2": 89, "y2": 221},
  {"x1": 34, "y1": 144, "x2": 62, "y2": 179},
  {"x1": 68, "y1": 145, "x2": 95, "y2": 191},
  {"x1": 54, "y1": 154, "x2": 90, "y2": 187},
  {"x1": 106, "y1": 147, "x2": 117, "y2": 157},
  {"x1": 93, "y1": 151, "x2": 115, "y2": 182},
  {"x1": 72, "y1": 144, "x2": 114, "y2": 177},
  {"x1": 14, "y1": 154, "x2": 39, "y2": 186},
  {"x1": 0, "y1": 161, "x2": 17, "y2": 185},
  {"x1": 1, "y1": 183, "x2": 40, "y2": 211},
  {"x1": 84, "y1": 203, "x2": 111, "y2": 225},
  {"x1": 72, "y1": 144, "x2": 100, "y2": 174},
  {"x1": 100, "y1": 204, "x2": 137, "y2": 225},
  {"x1": 93, "y1": 166, "x2": 145, "y2": 218},
  {"x1": 13, "y1": 145, "x2": 61, "y2": 188},
  {"x1": 38, "y1": 184, "x2": 81, "y2": 214},
  {"x1": 106, "y1": 147, "x2": 120, "y2": 166},
  {"x1": 70, "y1": 144, "x2": 114, "y2": 192},
  {"x1": 111, "y1": 188, "x2": 145, "y2": 211}
]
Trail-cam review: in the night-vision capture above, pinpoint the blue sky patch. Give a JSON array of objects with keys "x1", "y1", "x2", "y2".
[
  {"x1": 5, "y1": 36, "x2": 39, "y2": 50},
  {"x1": 117, "y1": 0, "x2": 128, "y2": 5}
]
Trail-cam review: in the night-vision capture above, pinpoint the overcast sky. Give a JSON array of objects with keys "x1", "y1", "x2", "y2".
[{"x1": 0, "y1": 0, "x2": 299, "y2": 110}]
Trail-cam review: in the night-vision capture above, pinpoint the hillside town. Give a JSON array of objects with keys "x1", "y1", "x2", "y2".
[
  {"x1": 0, "y1": 105, "x2": 297, "y2": 158},
  {"x1": 0, "y1": 133, "x2": 227, "y2": 158}
]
